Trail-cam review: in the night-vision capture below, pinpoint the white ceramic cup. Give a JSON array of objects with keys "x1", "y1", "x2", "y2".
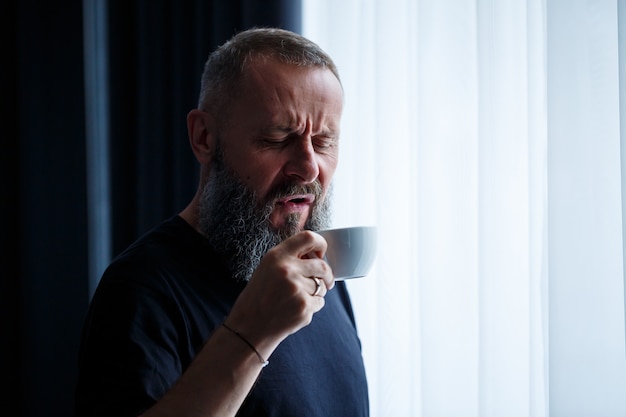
[{"x1": 316, "y1": 226, "x2": 377, "y2": 280}]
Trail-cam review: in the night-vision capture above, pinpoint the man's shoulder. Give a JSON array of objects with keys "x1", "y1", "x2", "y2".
[
  {"x1": 100, "y1": 215, "x2": 216, "y2": 287},
  {"x1": 111, "y1": 216, "x2": 184, "y2": 262}
]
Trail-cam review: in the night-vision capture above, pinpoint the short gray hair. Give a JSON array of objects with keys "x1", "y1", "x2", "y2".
[{"x1": 197, "y1": 27, "x2": 341, "y2": 114}]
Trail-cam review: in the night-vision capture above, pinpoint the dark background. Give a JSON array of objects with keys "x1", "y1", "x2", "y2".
[{"x1": 2, "y1": 1, "x2": 301, "y2": 415}]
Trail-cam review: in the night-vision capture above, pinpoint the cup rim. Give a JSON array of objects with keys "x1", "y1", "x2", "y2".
[{"x1": 316, "y1": 225, "x2": 377, "y2": 233}]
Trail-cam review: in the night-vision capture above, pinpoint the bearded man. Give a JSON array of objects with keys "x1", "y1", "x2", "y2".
[{"x1": 75, "y1": 27, "x2": 369, "y2": 417}]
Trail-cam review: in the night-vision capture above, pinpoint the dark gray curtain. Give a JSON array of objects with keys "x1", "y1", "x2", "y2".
[{"x1": 2, "y1": 1, "x2": 301, "y2": 416}]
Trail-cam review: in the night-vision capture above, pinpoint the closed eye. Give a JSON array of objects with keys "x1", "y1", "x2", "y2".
[
  {"x1": 257, "y1": 132, "x2": 337, "y2": 152},
  {"x1": 259, "y1": 136, "x2": 290, "y2": 149},
  {"x1": 313, "y1": 136, "x2": 338, "y2": 152}
]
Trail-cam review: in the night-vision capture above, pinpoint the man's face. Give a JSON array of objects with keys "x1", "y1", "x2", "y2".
[
  {"x1": 198, "y1": 146, "x2": 333, "y2": 281},
  {"x1": 216, "y1": 58, "x2": 343, "y2": 232},
  {"x1": 198, "y1": 59, "x2": 343, "y2": 280}
]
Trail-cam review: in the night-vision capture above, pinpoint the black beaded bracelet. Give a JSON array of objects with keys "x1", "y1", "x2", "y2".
[{"x1": 222, "y1": 323, "x2": 269, "y2": 367}]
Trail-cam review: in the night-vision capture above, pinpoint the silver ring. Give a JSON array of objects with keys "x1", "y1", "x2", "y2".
[{"x1": 312, "y1": 277, "x2": 322, "y2": 296}]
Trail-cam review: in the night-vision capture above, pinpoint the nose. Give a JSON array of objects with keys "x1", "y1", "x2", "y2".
[{"x1": 282, "y1": 136, "x2": 319, "y2": 183}]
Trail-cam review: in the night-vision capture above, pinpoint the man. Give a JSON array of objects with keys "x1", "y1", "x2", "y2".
[{"x1": 75, "y1": 27, "x2": 369, "y2": 416}]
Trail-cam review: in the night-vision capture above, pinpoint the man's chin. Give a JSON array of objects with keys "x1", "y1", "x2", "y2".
[{"x1": 270, "y1": 213, "x2": 305, "y2": 240}]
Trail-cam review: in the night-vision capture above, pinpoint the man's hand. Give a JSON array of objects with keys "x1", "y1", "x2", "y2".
[{"x1": 225, "y1": 230, "x2": 336, "y2": 359}]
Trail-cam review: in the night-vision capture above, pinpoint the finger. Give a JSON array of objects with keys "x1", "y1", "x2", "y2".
[
  {"x1": 310, "y1": 277, "x2": 323, "y2": 297},
  {"x1": 301, "y1": 257, "x2": 334, "y2": 291},
  {"x1": 280, "y1": 230, "x2": 328, "y2": 260}
]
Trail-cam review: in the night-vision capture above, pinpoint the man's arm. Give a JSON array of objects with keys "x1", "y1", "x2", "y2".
[
  {"x1": 141, "y1": 231, "x2": 334, "y2": 417},
  {"x1": 140, "y1": 323, "x2": 273, "y2": 417}
]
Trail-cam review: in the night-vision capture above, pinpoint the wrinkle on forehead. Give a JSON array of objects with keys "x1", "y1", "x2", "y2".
[{"x1": 242, "y1": 61, "x2": 343, "y2": 136}]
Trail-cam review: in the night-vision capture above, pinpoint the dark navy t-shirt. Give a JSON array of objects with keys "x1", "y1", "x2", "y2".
[{"x1": 75, "y1": 215, "x2": 369, "y2": 416}]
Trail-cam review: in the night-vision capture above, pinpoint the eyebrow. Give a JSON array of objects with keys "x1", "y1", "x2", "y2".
[{"x1": 260, "y1": 125, "x2": 337, "y2": 138}]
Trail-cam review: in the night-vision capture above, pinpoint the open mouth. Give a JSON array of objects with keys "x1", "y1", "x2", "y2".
[{"x1": 276, "y1": 194, "x2": 315, "y2": 206}]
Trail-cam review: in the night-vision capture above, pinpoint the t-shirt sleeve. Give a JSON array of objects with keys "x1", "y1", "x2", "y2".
[{"x1": 75, "y1": 270, "x2": 185, "y2": 417}]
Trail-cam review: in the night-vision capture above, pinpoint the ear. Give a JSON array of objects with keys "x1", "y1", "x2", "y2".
[{"x1": 187, "y1": 109, "x2": 216, "y2": 165}]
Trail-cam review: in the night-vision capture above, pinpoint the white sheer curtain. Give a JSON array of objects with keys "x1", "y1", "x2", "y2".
[{"x1": 303, "y1": 1, "x2": 626, "y2": 416}]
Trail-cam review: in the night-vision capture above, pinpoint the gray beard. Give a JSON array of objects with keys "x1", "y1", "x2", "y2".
[{"x1": 197, "y1": 154, "x2": 333, "y2": 282}]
